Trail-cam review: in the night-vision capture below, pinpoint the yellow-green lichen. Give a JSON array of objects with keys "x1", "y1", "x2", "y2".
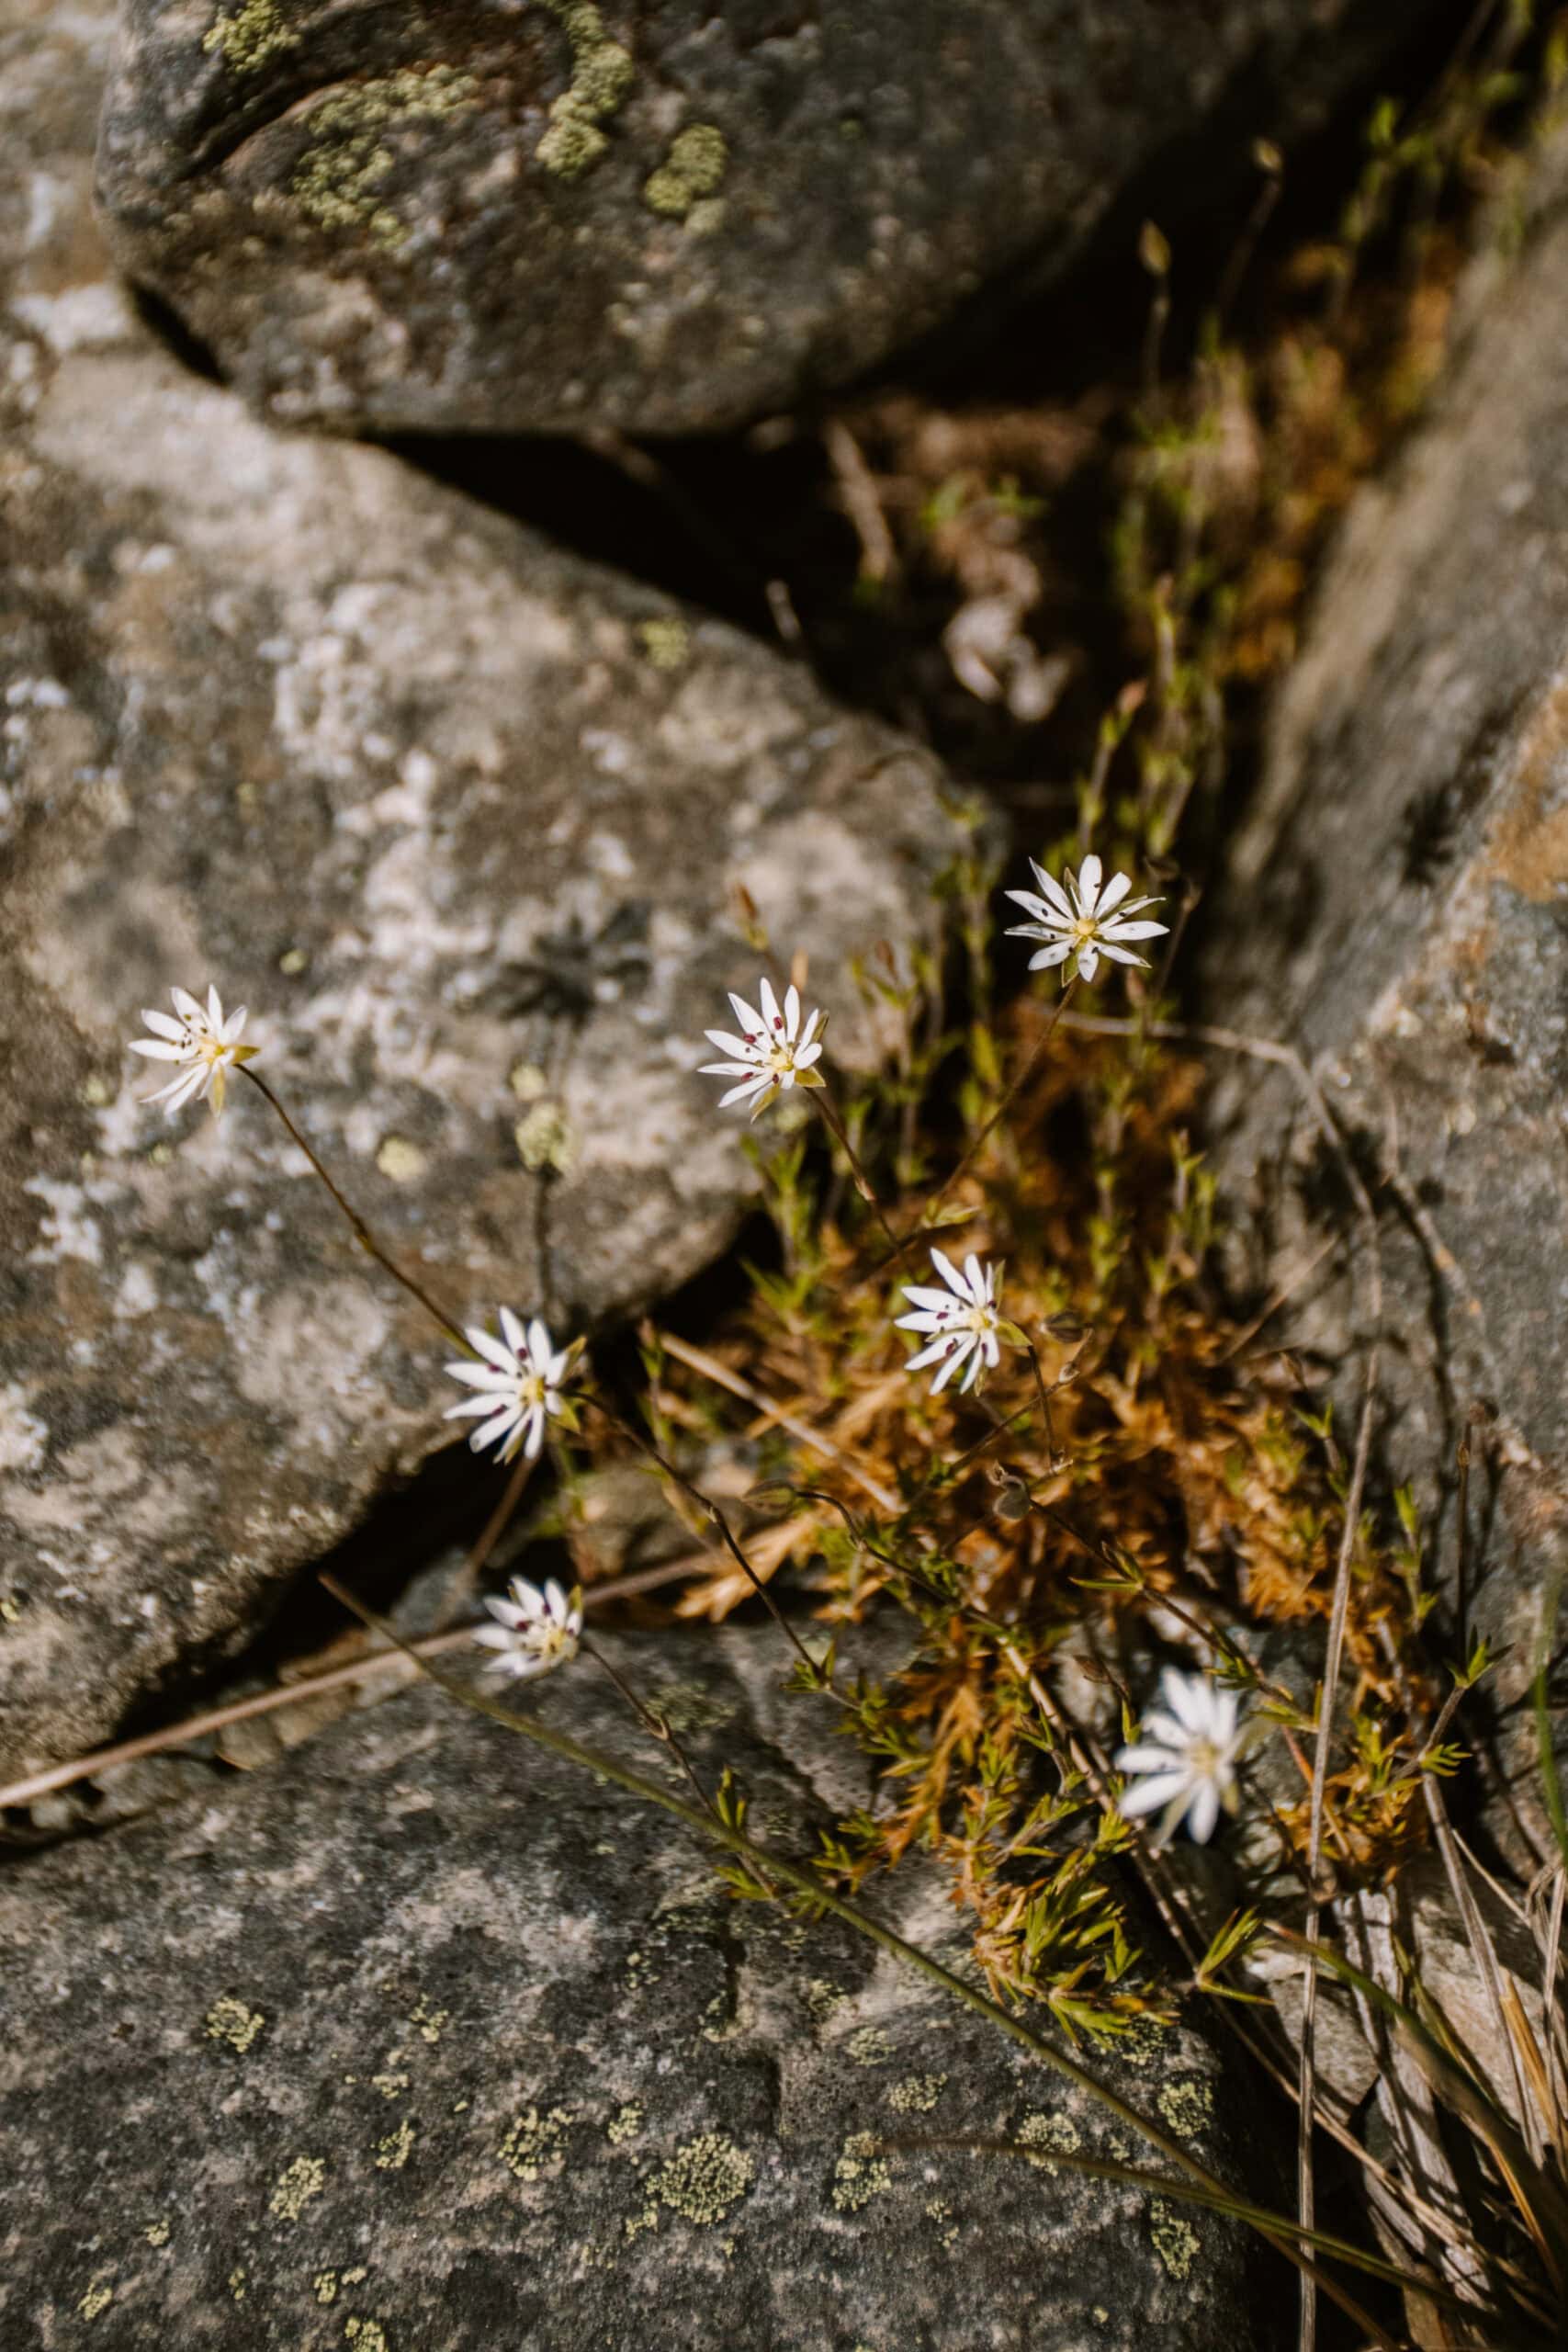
[
  {"x1": 831, "y1": 2132, "x2": 891, "y2": 2214},
  {"x1": 279, "y1": 945, "x2": 309, "y2": 975},
  {"x1": 510, "y1": 1060, "x2": 548, "y2": 1102},
  {"x1": 1017, "y1": 2109, "x2": 1082, "y2": 2173},
  {"x1": 847, "y1": 2025, "x2": 893, "y2": 2067},
  {"x1": 144, "y1": 2218, "x2": 170, "y2": 2247},
  {"x1": 269, "y1": 2154, "x2": 327, "y2": 2221},
  {"x1": 515, "y1": 1100, "x2": 577, "y2": 1174},
  {"x1": 376, "y1": 1136, "x2": 425, "y2": 1182},
  {"x1": 229, "y1": 2267, "x2": 247, "y2": 2301},
  {"x1": 535, "y1": 1, "x2": 634, "y2": 180},
  {"x1": 410, "y1": 1996, "x2": 448, "y2": 2043},
  {"x1": 1150, "y1": 2197, "x2": 1201, "y2": 2281},
  {"x1": 804, "y1": 1977, "x2": 846, "y2": 2023},
  {"x1": 344, "y1": 2322, "x2": 389, "y2": 2352},
  {"x1": 924, "y1": 2195, "x2": 959, "y2": 2250},
  {"x1": 202, "y1": 0, "x2": 298, "y2": 73},
  {"x1": 637, "y1": 616, "x2": 690, "y2": 671},
  {"x1": 376, "y1": 2119, "x2": 415, "y2": 2172},
  {"x1": 887, "y1": 2072, "x2": 946, "y2": 2114},
  {"x1": 371, "y1": 2069, "x2": 410, "y2": 2100},
  {"x1": 205, "y1": 1995, "x2": 265, "y2": 2053},
  {"x1": 78, "y1": 2282, "x2": 113, "y2": 2321},
  {"x1": 315, "y1": 2272, "x2": 340, "y2": 2305},
  {"x1": 1156, "y1": 2076, "x2": 1213, "y2": 2141},
  {"x1": 293, "y1": 67, "x2": 478, "y2": 250},
  {"x1": 643, "y1": 125, "x2": 728, "y2": 220},
  {"x1": 499, "y1": 2105, "x2": 573, "y2": 2181},
  {"x1": 606, "y1": 2101, "x2": 644, "y2": 2145},
  {"x1": 1118, "y1": 2015, "x2": 1176, "y2": 2070},
  {"x1": 650, "y1": 2132, "x2": 755, "y2": 2224}
]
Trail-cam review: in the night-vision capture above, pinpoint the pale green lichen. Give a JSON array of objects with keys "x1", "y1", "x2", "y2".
[
  {"x1": 886, "y1": 2072, "x2": 946, "y2": 2114},
  {"x1": 515, "y1": 1101, "x2": 577, "y2": 1174},
  {"x1": 410, "y1": 1996, "x2": 448, "y2": 2043},
  {"x1": 144, "y1": 2219, "x2": 170, "y2": 2247},
  {"x1": 831, "y1": 2132, "x2": 891, "y2": 2213},
  {"x1": 375, "y1": 1136, "x2": 425, "y2": 1182},
  {"x1": 344, "y1": 2322, "x2": 389, "y2": 2352},
  {"x1": 643, "y1": 125, "x2": 728, "y2": 220},
  {"x1": 510, "y1": 1060, "x2": 548, "y2": 1102},
  {"x1": 606, "y1": 2101, "x2": 644, "y2": 2145},
  {"x1": 78, "y1": 2282, "x2": 113, "y2": 2321},
  {"x1": 637, "y1": 616, "x2": 690, "y2": 671},
  {"x1": 924, "y1": 2195, "x2": 958, "y2": 2250},
  {"x1": 293, "y1": 67, "x2": 478, "y2": 250},
  {"x1": 804, "y1": 1977, "x2": 846, "y2": 2023},
  {"x1": 535, "y1": 1, "x2": 634, "y2": 180},
  {"x1": 1157, "y1": 2075, "x2": 1213, "y2": 2141},
  {"x1": 279, "y1": 945, "x2": 309, "y2": 975},
  {"x1": 1118, "y1": 2015, "x2": 1176, "y2": 2070},
  {"x1": 371, "y1": 2069, "x2": 410, "y2": 2100},
  {"x1": 650, "y1": 2132, "x2": 755, "y2": 2224},
  {"x1": 1017, "y1": 2109, "x2": 1081, "y2": 2173},
  {"x1": 268, "y1": 2154, "x2": 326, "y2": 2221},
  {"x1": 375, "y1": 2119, "x2": 415, "y2": 2172},
  {"x1": 205, "y1": 1995, "x2": 265, "y2": 2053},
  {"x1": 228, "y1": 2267, "x2": 247, "y2": 2301},
  {"x1": 1150, "y1": 2197, "x2": 1201, "y2": 2281},
  {"x1": 499, "y1": 2105, "x2": 573, "y2": 2181},
  {"x1": 847, "y1": 2025, "x2": 893, "y2": 2067},
  {"x1": 315, "y1": 2272, "x2": 340, "y2": 2305},
  {"x1": 202, "y1": 0, "x2": 298, "y2": 73}
]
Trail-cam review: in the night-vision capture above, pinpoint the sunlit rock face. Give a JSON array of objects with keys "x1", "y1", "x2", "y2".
[
  {"x1": 95, "y1": 0, "x2": 1435, "y2": 436},
  {"x1": 0, "y1": 1624, "x2": 1284, "y2": 2350},
  {"x1": 0, "y1": 1, "x2": 961, "y2": 1779},
  {"x1": 1202, "y1": 133, "x2": 1568, "y2": 1836}
]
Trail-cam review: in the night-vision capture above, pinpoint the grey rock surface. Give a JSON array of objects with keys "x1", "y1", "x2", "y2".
[
  {"x1": 1201, "y1": 139, "x2": 1568, "y2": 1832},
  {"x1": 0, "y1": 1623, "x2": 1288, "y2": 2351},
  {"x1": 0, "y1": 0, "x2": 961, "y2": 1781},
  {"x1": 96, "y1": 0, "x2": 1437, "y2": 437}
]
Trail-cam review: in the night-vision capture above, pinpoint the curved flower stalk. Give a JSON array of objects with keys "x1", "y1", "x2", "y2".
[
  {"x1": 1005, "y1": 854, "x2": 1167, "y2": 984},
  {"x1": 129, "y1": 983, "x2": 257, "y2": 1116},
  {"x1": 473, "y1": 1576, "x2": 582, "y2": 1681},
  {"x1": 1114, "y1": 1668, "x2": 1246, "y2": 1846},
  {"x1": 445, "y1": 1309, "x2": 577, "y2": 1463},
  {"x1": 701, "y1": 976, "x2": 826, "y2": 1119},
  {"x1": 897, "y1": 1247, "x2": 1021, "y2": 1396}
]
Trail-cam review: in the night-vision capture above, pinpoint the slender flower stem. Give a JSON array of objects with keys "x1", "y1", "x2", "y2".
[
  {"x1": 431, "y1": 1449, "x2": 536, "y2": 1633},
  {"x1": 321, "y1": 1573, "x2": 1406, "y2": 2350},
  {"x1": 808, "y1": 1085, "x2": 900, "y2": 1252},
  {"x1": 579, "y1": 1633, "x2": 752, "y2": 1870},
  {"x1": 240, "y1": 1066, "x2": 467, "y2": 1349},
  {"x1": 576, "y1": 1394, "x2": 827, "y2": 1687}
]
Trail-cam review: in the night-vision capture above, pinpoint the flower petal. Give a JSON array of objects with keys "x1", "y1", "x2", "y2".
[
  {"x1": 1096, "y1": 870, "x2": 1133, "y2": 917},
  {"x1": 1186, "y1": 1781, "x2": 1222, "y2": 1845},
  {"x1": 1118, "y1": 1770, "x2": 1192, "y2": 1819},
  {"x1": 1023, "y1": 941, "x2": 1071, "y2": 969},
  {"x1": 1075, "y1": 854, "x2": 1103, "y2": 915},
  {"x1": 1027, "y1": 860, "x2": 1075, "y2": 921}
]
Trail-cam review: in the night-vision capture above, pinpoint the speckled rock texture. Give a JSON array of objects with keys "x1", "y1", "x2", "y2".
[
  {"x1": 95, "y1": 0, "x2": 1438, "y2": 437},
  {"x1": 0, "y1": 0, "x2": 962, "y2": 1782},
  {"x1": 1201, "y1": 140, "x2": 1568, "y2": 1834},
  {"x1": 0, "y1": 1624, "x2": 1289, "y2": 2352}
]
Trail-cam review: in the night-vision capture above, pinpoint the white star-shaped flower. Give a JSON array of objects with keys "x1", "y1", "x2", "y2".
[
  {"x1": 896, "y1": 1247, "x2": 1011, "y2": 1396},
  {"x1": 1113, "y1": 1668, "x2": 1246, "y2": 1846},
  {"x1": 700, "y1": 976, "x2": 826, "y2": 1119},
  {"x1": 128, "y1": 983, "x2": 257, "y2": 1116},
  {"x1": 473, "y1": 1575, "x2": 583, "y2": 1681},
  {"x1": 1004, "y1": 854, "x2": 1167, "y2": 983},
  {"x1": 445, "y1": 1309, "x2": 572, "y2": 1463}
]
